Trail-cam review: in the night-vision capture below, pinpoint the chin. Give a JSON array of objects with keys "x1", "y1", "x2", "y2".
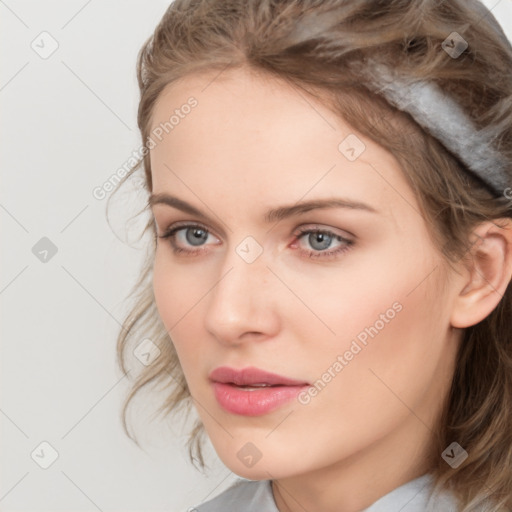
[
  {"x1": 231, "y1": 466, "x2": 271, "y2": 480},
  {"x1": 219, "y1": 452, "x2": 300, "y2": 481}
]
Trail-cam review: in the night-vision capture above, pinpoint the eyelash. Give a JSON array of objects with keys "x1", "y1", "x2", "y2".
[{"x1": 157, "y1": 222, "x2": 354, "y2": 260}]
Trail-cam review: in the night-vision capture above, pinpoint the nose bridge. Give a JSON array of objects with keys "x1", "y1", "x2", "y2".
[
  {"x1": 218, "y1": 234, "x2": 270, "y2": 298},
  {"x1": 203, "y1": 235, "x2": 276, "y2": 341}
]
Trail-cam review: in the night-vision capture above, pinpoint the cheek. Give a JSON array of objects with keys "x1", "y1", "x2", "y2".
[
  {"x1": 305, "y1": 256, "x2": 447, "y2": 422},
  {"x1": 276, "y1": 248, "x2": 414, "y2": 359},
  {"x1": 153, "y1": 248, "x2": 208, "y2": 321},
  {"x1": 152, "y1": 251, "x2": 205, "y2": 355},
  {"x1": 300, "y1": 240, "x2": 446, "y2": 392},
  {"x1": 311, "y1": 242, "x2": 442, "y2": 357},
  {"x1": 153, "y1": 252, "x2": 178, "y2": 329}
]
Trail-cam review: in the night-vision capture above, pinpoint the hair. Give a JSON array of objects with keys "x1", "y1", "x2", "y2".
[{"x1": 115, "y1": 1, "x2": 512, "y2": 510}]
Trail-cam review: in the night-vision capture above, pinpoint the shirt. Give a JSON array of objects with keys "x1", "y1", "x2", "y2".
[{"x1": 192, "y1": 473, "x2": 465, "y2": 511}]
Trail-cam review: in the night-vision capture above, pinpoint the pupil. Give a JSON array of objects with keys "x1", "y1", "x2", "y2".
[
  {"x1": 187, "y1": 228, "x2": 207, "y2": 246},
  {"x1": 310, "y1": 232, "x2": 332, "y2": 250}
]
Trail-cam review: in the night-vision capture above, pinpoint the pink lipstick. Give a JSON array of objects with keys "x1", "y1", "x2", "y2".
[{"x1": 209, "y1": 366, "x2": 310, "y2": 416}]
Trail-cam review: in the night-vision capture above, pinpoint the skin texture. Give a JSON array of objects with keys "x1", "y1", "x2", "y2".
[{"x1": 148, "y1": 67, "x2": 512, "y2": 512}]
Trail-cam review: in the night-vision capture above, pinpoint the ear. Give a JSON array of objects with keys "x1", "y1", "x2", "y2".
[{"x1": 450, "y1": 218, "x2": 512, "y2": 329}]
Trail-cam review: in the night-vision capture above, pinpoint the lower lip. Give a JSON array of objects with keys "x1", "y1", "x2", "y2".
[{"x1": 212, "y1": 382, "x2": 309, "y2": 416}]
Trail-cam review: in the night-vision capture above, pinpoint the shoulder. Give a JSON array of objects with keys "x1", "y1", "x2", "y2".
[{"x1": 191, "y1": 478, "x2": 278, "y2": 512}]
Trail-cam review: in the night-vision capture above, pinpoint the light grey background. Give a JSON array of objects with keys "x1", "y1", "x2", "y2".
[{"x1": 1, "y1": 1, "x2": 511, "y2": 511}]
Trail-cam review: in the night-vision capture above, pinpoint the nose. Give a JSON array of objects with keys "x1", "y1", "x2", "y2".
[{"x1": 203, "y1": 244, "x2": 280, "y2": 346}]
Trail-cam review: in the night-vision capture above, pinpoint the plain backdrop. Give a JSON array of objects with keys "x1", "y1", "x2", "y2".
[{"x1": 1, "y1": 1, "x2": 511, "y2": 511}]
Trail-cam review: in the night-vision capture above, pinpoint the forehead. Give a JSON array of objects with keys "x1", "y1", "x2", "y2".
[
  {"x1": 148, "y1": 67, "x2": 418, "y2": 225},
  {"x1": 150, "y1": 66, "x2": 342, "y2": 143}
]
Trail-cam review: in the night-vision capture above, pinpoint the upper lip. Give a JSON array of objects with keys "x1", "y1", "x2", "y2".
[{"x1": 209, "y1": 366, "x2": 309, "y2": 386}]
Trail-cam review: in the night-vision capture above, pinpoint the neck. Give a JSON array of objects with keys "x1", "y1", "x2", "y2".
[{"x1": 270, "y1": 414, "x2": 435, "y2": 512}]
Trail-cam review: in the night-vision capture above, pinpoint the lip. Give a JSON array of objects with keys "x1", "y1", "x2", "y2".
[
  {"x1": 209, "y1": 366, "x2": 309, "y2": 386},
  {"x1": 209, "y1": 366, "x2": 310, "y2": 416}
]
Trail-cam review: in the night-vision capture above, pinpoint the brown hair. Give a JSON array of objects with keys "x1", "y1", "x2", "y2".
[{"x1": 115, "y1": 1, "x2": 512, "y2": 509}]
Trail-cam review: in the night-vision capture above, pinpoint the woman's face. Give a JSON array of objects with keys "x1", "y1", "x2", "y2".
[{"x1": 149, "y1": 67, "x2": 461, "y2": 481}]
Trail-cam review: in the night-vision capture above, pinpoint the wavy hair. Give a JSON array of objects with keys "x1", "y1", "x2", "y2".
[{"x1": 115, "y1": 1, "x2": 512, "y2": 509}]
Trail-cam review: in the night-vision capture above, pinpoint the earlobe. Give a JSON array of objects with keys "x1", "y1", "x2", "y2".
[{"x1": 450, "y1": 219, "x2": 512, "y2": 329}]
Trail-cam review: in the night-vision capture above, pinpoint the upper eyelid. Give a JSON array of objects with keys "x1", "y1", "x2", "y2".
[
  {"x1": 149, "y1": 198, "x2": 378, "y2": 242},
  {"x1": 151, "y1": 204, "x2": 229, "y2": 238},
  {"x1": 160, "y1": 220, "x2": 219, "y2": 238}
]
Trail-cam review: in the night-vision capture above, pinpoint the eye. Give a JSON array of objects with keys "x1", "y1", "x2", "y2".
[
  {"x1": 292, "y1": 226, "x2": 354, "y2": 260},
  {"x1": 157, "y1": 222, "x2": 354, "y2": 260},
  {"x1": 157, "y1": 222, "x2": 219, "y2": 256}
]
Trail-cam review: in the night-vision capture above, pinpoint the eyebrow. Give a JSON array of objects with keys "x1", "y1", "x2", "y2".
[{"x1": 148, "y1": 193, "x2": 378, "y2": 224}]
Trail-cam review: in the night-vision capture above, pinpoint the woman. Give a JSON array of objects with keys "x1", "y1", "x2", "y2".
[{"x1": 115, "y1": 1, "x2": 512, "y2": 510}]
